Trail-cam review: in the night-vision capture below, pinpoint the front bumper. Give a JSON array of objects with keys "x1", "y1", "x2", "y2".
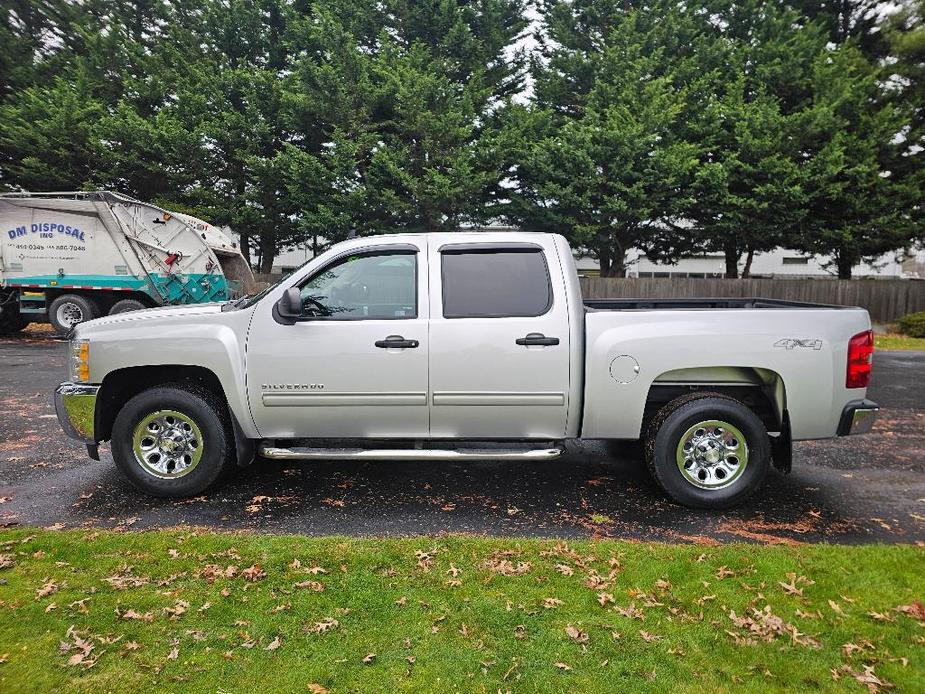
[
  {"x1": 54, "y1": 382, "x2": 100, "y2": 444},
  {"x1": 837, "y1": 399, "x2": 880, "y2": 436}
]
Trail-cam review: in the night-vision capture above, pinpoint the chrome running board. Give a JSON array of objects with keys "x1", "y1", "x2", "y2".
[{"x1": 258, "y1": 445, "x2": 564, "y2": 462}]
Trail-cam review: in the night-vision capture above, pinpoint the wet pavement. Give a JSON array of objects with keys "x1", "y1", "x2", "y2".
[{"x1": 1, "y1": 327, "x2": 923, "y2": 544}]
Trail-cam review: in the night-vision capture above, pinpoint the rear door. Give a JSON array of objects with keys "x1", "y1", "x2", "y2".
[{"x1": 427, "y1": 238, "x2": 572, "y2": 438}]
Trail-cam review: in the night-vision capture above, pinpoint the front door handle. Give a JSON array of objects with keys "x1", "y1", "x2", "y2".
[
  {"x1": 375, "y1": 335, "x2": 419, "y2": 349},
  {"x1": 516, "y1": 332, "x2": 560, "y2": 346}
]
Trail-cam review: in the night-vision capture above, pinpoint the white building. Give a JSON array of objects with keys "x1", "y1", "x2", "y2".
[{"x1": 598, "y1": 248, "x2": 906, "y2": 279}]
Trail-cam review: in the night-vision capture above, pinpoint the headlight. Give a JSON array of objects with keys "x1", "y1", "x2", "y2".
[{"x1": 69, "y1": 339, "x2": 90, "y2": 383}]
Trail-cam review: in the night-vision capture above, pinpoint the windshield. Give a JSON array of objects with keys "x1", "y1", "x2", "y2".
[{"x1": 233, "y1": 255, "x2": 316, "y2": 310}]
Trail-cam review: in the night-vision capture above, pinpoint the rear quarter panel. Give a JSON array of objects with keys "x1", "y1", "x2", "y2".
[{"x1": 582, "y1": 307, "x2": 872, "y2": 440}]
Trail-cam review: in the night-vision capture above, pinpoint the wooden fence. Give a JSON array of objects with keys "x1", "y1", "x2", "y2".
[{"x1": 579, "y1": 277, "x2": 925, "y2": 324}]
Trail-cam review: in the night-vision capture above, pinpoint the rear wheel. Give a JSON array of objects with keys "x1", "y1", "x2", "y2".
[
  {"x1": 111, "y1": 385, "x2": 233, "y2": 497},
  {"x1": 48, "y1": 294, "x2": 99, "y2": 334},
  {"x1": 644, "y1": 393, "x2": 770, "y2": 509},
  {"x1": 109, "y1": 299, "x2": 147, "y2": 315}
]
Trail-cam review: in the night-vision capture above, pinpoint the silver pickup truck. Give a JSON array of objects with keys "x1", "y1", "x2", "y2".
[{"x1": 54, "y1": 232, "x2": 879, "y2": 508}]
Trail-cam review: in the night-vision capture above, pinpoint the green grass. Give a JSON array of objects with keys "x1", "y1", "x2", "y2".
[
  {"x1": 874, "y1": 333, "x2": 925, "y2": 350},
  {"x1": 0, "y1": 529, "x2": 922, "y2": 692}
]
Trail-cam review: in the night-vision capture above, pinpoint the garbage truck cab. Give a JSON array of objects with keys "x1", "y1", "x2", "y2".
[{"x1": 0, "y1": 191, "x2": 256, "y2": 334}]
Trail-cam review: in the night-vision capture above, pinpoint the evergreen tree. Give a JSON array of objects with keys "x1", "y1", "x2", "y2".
[{"x1": 791, "y1": 45, "x2": 918, "y2": 278}]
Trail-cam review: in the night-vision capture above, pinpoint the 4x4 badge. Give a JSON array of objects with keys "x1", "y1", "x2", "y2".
[{"x1": 774, "y1": 338, "x2": 823, "y2": 350}]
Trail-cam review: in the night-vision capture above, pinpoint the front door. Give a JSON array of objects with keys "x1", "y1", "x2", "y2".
[
  {"x1": 426, "y1": 238, "x2": 572, "y2": 439},
  {"x1": 247, "y1": 243, "x2": 429, "y2": 439}
]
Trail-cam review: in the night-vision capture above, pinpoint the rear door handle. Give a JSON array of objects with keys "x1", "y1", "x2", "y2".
[
  {"x1": 516, "y1": 332, "x2": 560, "y2": 346},
  {"x1": 375, "y1": 335, "x2": 419, "y2": 349}
]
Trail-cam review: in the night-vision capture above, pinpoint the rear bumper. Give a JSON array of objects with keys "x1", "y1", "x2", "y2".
[
  {"x1": 837, "y1": 399, "x2": 880, "y2": 436},
  {"x1": 54, "y1": 382, "x2": 100, "y2": 444}
]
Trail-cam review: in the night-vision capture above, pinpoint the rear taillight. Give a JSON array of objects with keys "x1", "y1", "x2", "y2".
[{"x1": 846, "y1": 330, "x2": 874, "y2": 388}]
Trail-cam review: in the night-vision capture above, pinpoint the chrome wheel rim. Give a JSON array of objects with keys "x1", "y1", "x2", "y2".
[
  {"x1": 56, "y1": 302, "x2": 84, "y2": 328},
  {"x1": 132, "y1": 410, "x2": 203, "y2": 478},
  {"x1": 676, "y1": 419, "x2": 748, "y2": 490}
]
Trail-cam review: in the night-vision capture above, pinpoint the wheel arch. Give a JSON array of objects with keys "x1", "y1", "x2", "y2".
[
  {"x1": 97, "y1": 365, "x2": 255, "y2": 467},
  {"x1": 644, "y1": 366, "x2": 787, "y2": 435}
]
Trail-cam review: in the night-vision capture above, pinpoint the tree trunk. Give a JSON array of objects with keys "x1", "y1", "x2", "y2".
[
  {"x1": 598, "y1": 245, "x2": 627, "y2": 278},
  {"x1": 741, "y1": 248, "x2": 755, "y2": 279},
  {"x1": 238, "y1": 230, "x2": 251, "y2": 268},
  {"x1": 258, "y1": 234, "x2": 276, "y2": 274},
  {"x1": 723, "y1": 241, "x2": 739, "y2": 279},
  {"x1": 836, "y1": 250, "x2": 854, "y2": 279}
]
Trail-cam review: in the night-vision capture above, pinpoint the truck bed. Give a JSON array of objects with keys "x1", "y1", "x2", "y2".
[{"x1": 584, "y1": 297, "x2": 851, "y2": 311}]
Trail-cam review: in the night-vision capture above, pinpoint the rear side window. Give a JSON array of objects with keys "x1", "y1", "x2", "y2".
[{"x1": 441, "y1": 249, "x2": 552, "y2": 318}]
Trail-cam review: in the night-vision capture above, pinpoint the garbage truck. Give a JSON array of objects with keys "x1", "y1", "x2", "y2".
[{"x1": 0, "y1": 191, "x2": 256, "y2": 334}]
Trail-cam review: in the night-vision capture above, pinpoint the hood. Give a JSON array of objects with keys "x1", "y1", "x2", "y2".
[{"x1": 74, "y1": 302, "x2": 226, "y2": 334}]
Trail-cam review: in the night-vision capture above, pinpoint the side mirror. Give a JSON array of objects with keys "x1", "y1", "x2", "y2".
[{"x1": 276, "y1": 287, "x2": 302, "y2": 321}]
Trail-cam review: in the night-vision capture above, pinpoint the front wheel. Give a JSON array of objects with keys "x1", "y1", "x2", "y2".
[
  {"x1": 644, "y1": 393, "x2": 771, "y2": 509},
  {"x1": 0, "y1": 308, "x2": 29, "y2": 335},
  {"x1": 111, "y1": 385, "x2": 233, "y2": 497}
]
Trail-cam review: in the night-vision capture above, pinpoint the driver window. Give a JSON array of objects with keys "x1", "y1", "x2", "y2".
[{"x1": 297, "y1": 251, "x2": 417, "y2": 319}]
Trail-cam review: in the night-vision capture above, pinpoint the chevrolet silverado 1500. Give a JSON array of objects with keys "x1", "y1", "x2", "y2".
[{"x1": 54, "y1": 233, "x2": 879, "y2": 508}]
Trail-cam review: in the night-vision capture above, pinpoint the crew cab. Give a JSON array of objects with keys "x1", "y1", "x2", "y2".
[{"x1": 54, "y1": 233, "x2": 879, "y2": 508}]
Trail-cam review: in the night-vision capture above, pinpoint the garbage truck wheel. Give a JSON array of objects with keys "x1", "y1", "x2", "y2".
[
  {"x1": 0, "y1": 309, "x2": 29, "y2": 335},
  {"x1": 49, "y1": 294, "x2": 99, "y2": 334},
  {"x1": 109, "y1": 299, "x2": 147, "y2": 315}
]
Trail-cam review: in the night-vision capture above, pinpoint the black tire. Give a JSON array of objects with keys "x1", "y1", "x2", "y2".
[
  {"x1": 0, "y1": 309, "x2": 29, "y2": 335},
  {"x1": 48, "y1": 294, "x2": 99, "y2": 334},
  {"x1": 109, "y1": 299, "x2": 147, "y2": 315},
  {"x1": 644, "y1": 392, "x2": 771, "y2": 509},
  {"x1": 111, "y1": 384, "x2": 234, "y2": 497}
]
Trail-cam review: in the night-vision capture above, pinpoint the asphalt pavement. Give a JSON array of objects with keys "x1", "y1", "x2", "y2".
[{"x1": 1, "y1": 327, "x2": 923, "y2": 544}]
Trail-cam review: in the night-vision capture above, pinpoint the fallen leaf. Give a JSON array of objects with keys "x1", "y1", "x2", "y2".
[
  {"x1": 265, "y1": 636, "x2": 282, "y2": 651},
  {"x1": 36, "y1": 580, "x2": 58, "y2": 599},
  {"x1": 242, "y1": 564, "x2": 266, "y2": 581},
  {"x1": 164, "y1": 600, "x2": 189, "y2": 620},
  {"x1": 363, "y1": 653, "x2": 376, "y2": 664},
  {"x1": 305, "y1": 617, "x2": 339, "y2": 634},
  {"x1": 565, "y1": 625, "x2": 588, "y2": 643},
  {"x1": 543, "y1": 597, "x2": 564, "y2": 609},
  {"x1": 553, "y1": 662, "x2": 572, "y2": 671},
  {"x1": 121, "y1": 609, "x2": 154, "y2": 622},
  {"x1": 615, "y1": 603, "x2": 644, "y2": 620},
  {"x1": 778, "y1": 579, "x2": 803, "y2": 597},
  {"x1": 294, "y1": 580, "x2": 324, "y2": 592},
  {"x1": 854, "y1": 664, "x2": 892, "y2": 693}
]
